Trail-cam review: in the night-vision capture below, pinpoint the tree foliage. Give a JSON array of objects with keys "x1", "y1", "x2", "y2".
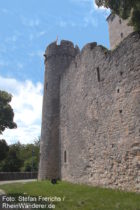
[
  {"x1": 0, "y1": 139, "x2": 9, "y2": 161},
  {"x1": 0, "y1": 140, "x2": 40, "y2": 172},
  {"x1": 0, "y1": 90, "x2": 17, "y2": 134},
  {"x1": 22, "y1": 157, "x2": 39, "y2": 172},
  {"x1": 95, "y1": 0, "x2": 140, "y2": 31},
  {"x1": 19, "y1": 141, "x2": 40, "y2": 172},
  {"x1": 1, "y1": 147, "x2": 22, "y2": 172}
]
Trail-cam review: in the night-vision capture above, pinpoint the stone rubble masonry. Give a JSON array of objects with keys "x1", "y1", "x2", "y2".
[{"x1": 38, "y1": 32, "x2": 140, "y2": 192}]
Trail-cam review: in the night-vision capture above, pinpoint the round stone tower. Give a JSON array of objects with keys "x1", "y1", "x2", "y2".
[{"x1": 38, "y1": 40, "x2": 79, "y2": 180}]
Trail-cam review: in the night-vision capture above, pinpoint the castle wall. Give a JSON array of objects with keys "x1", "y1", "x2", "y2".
[
  {"x1": 38, "y1": 41, "x2": 79, "y2": 180},
  {"x1": 60, "y1": 32, "x2": 140, "y2": 191},
  {"x1": 107, "y1": 14, "x2": 133, "y2": 49}
]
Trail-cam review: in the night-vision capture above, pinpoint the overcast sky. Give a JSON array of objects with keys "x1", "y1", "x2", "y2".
[{"x1": 0, "y1": 0, "x2": 110, "y2": 144}]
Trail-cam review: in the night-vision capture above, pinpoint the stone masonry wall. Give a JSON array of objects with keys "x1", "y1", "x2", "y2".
[
  {"x1": 60, "y1": 32, "x2": 140, "y2": 191},
  {"x1": 107, "y1": 14, "x2": 133, "y2": 49}
]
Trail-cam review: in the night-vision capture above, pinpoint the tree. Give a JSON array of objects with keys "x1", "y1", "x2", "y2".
[
  {"x1": 22, "y1": 156, "x2": 38, "y2": 172},
  {"x1": 95, "y1": 0, "x2": 140, "y2": 31},
  {"x1": 20, "y1": 140, "x2": 40, "y2": 172},
  {"x1": 0, "y1": 145, "x2": 22, "y2": 172},
  {"x1": 0, "y1": 139, "x2": 9, "y2": 161},
  {"x1": 0, "y1": 140, "x2": 40, "y2": 172},
  {"x1": 0, "y1": 90, "x2": 17, "y2": 134}
]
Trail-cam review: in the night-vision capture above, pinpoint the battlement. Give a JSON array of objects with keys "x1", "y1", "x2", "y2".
[
  {"x1": 44, "y1": 40, "x2": 80, "y2": 59},
  {"x1": 81, "y1": 42, "x2": 97, "y2": 53}
]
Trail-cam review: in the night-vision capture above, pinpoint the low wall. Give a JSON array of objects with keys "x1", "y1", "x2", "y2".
[{"x1": 0, "y1": 172, "x2": 38, "y2": 181}]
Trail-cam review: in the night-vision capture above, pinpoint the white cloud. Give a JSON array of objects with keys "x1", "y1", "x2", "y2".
[
  {"x1": 93, "y1": 1, "x2": 110, "y2": 15},
  {"x1": 83, "y1": 0, "x2": 110, "y2": 25},
  {"x1": 84, "y1": 16, "x2": 98, "y2": 27},
  {"x1": 67, "y1": 0, "x2": 110, "y2": 29},
  {"x1": 29, "y1": 31, "x2": 47, "y2": 40},
  {"x1": 83, "y1": 8, "x2": 98, "y2": 27},
  {"x1": 37, "y1": 31, "x2": 47, "y2": 37},
  {"x1": 69, "y1": 0, "x2": 100, "y2": 28},
  {"x1": 71, "y1": 0, "x2": 110, "y2": 13},
  {"x1": 57, "y1": 19, "x2": 77, "y2": 28},
  {"x1": 56, "y1": 15, "x2": 97, "y2": 28},
  {"x1": 0, "y1": 75, "x2": 43, "y2": 144},
  {"x1": 29, "y1": 19, "x2": 40, "y2": 27},
  {"x1": 21, "y1": 16, "x2": 40, "y2": 28}
]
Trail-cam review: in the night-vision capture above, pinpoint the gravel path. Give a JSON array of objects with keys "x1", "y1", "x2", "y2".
[{"x1": 0, "y1": 179, "x2": 37, "y2": 185}]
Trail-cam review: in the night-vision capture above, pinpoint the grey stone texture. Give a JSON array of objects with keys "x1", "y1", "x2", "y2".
[
  {"x1": 107, "y1": 14, "x2": 134, "y2": 49},
  {"x1": 38, "y1": 32, "x2": 140, "y2": 192}
]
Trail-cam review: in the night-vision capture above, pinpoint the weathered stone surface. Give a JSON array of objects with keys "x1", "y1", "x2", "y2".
[
  {"x1": 39, "y1": 32, "x2": 140, "y2": 192},
  {"x1": 107, "y1": 14, "x2": 134, "y2": 49}
]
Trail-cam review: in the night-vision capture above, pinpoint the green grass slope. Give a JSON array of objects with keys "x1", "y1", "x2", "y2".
[{"x1": 0, "y1": 181, "x2": 140, "y2": 210}]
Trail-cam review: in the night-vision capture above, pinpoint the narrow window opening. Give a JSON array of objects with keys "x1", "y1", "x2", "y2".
[
  {"x1": 121, "y1": 33, "x2": 123, "y2": 38},
  {"x1": 117, "y1": 89, "x2": 120, "y2": 93},
  {"x1": 64, "y1": 150, "x2": 67, "y2": 163},
  {"x1": 46, "y1": 82, "x2": 48, "y2": 90},
  {"x1": 97, "y1": 67, "x2": 100, "y2": 82},
  {"x1": 120, "y1": 71, "x2": 123, "y2": 76},
  {"x1": 119, "y1": 110, "x2": 122, "y2": 114}
]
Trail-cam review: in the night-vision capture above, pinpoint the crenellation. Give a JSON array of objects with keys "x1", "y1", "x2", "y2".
[
  {"x1": 45, "y1": 40, "x2": 79, "y2": 60},
  {"x1": 81, "y1": 42, "x2": 97, "y2": 53},
  {"x1": 60, "y1": 40, "x2": 74, "y2": 47}
]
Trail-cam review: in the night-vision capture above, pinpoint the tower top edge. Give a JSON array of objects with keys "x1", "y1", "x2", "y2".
[{"x1": 44, "y1": 40, "x2": 80, "y2": 58}]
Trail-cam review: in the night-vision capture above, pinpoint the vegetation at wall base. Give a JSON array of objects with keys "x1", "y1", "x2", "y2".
[{"x1": 0, "y1": 181, "x2": 140, "y2": 210}]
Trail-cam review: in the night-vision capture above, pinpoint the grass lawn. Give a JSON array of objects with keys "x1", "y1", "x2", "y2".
[{"x1": 0, "y1": 181, "x2": 140, "y2": 210}]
